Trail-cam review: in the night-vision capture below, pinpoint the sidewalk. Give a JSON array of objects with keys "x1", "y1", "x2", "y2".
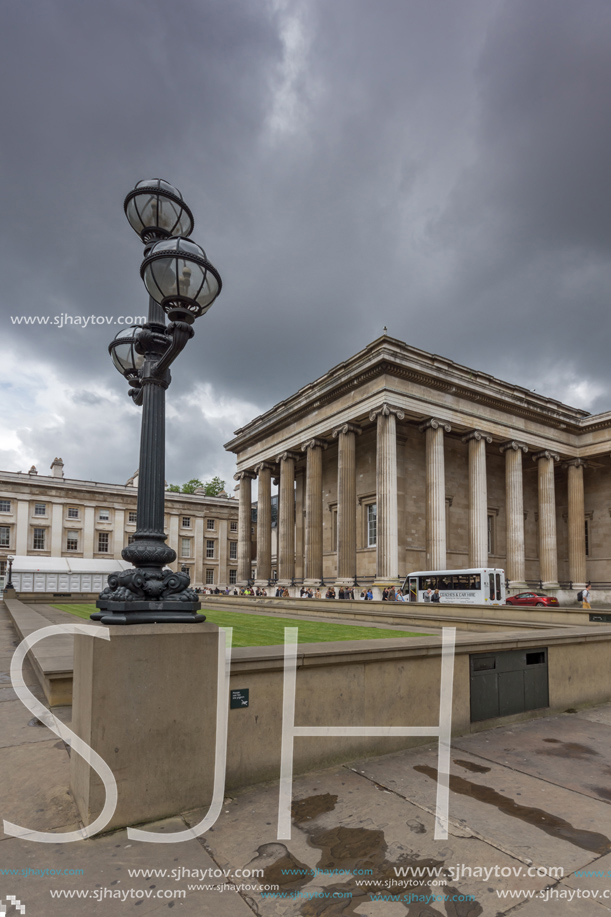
[{"x1": 1, "y1": 602, "x2": 611, "y2": 915}]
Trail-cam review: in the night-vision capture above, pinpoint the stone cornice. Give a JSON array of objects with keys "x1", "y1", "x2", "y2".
[{"x1": 225, "y1": 337, "x2": 594, "y2": 454}]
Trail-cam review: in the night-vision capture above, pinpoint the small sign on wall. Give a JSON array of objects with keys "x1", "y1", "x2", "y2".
[{"x1": 230, "y1": 689, "x2": 249, "y2": 709}]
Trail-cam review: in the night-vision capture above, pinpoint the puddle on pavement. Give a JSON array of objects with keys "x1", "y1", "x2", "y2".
[
  {"x1": 414, "y1": 765, "x2": 611, "y2": 855},
  {"x1": 256, "y1": 793, "x2": 483, "y2": 916},
  {"x1": 292, "y1": 793, "x2": 338, "y2": 823},
  {"x1": 453, "y1": 759, "x2": 491, "y2": 774},
  {"x1": 538, "y1": 740, "x2": 600, "y2": 759}
]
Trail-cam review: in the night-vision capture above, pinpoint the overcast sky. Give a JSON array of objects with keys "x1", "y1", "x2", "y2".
[{"x1": 1, "y1": 0, "x2": 611, "y2": 492}]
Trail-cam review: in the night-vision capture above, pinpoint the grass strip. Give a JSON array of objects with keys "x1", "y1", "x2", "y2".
[{"x1": 52, "y1": 604, "x2": 428, "y2": 647}]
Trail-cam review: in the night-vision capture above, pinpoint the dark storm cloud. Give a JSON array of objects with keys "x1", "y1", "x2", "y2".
[{"x1": 1, "y1": 0, "x2": 611, "y2": 482}]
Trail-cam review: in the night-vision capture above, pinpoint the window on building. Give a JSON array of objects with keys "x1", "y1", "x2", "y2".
[
  {"x1": 207, "y1": 518, "x2": 215, "y2": 530},
  {"x1": 229, "y1": 569, "x2": 237, "y2": 584},
  {"x1": 487, "y1": 515, "x2": 495, "y2": 555},
  {"x1": 229, "y1": 541, "x2": 237, "y2": 560},
  {"x1": 128, "y1": 511, "x2": 137, "y2": 524},
  {"x1": 98, "y1": 532, "x2": 109, "y2": 553},
  {"x1": 206, "y1": 540, "x2": 215, "y2": 558},
  {"x1": 0, "y1": 560, "x2": 6, "y2": 576},
  {"x1": 230, "y1": 520, "x2": 237, "y2": 532},
  {"x1": 99, "y1": 509, "x2": 110, "y2": 522},
  {"x1": 367, "y1": 503, "x2": 377, "y2": 548},
  {"x1": 331, "y1": 507, "x2": 338, "y2": 551},
  {"x1": 182, "y1": 516, "x2": 191, "y2": 528},
  {"x1": 181, "y1": 537, "x2": 191, "y2": 558},
  {"x1": 128, "y1": 534, "x2": 136, "y2": 544},
  {"x1": 33, "y1": 528, "x2": 45, "y2": 550},
  {"x1": 34, "y1": 503, "x2": 46, "y2": 516},
  {"x1": 67, "y1": 507, "x2": 79, "y2": 519},
  {"x1": 0, "y1": 500, "x2": 10, "y2": 513},
  {"x1": 0, "y1": 526, "x2": 10, "y2": 547},
  {"x1": 66, "y1": 530, "x2": 79, "y2": 551},
  {"x1": 585, "y1": 519, "x2": 590, "y2": 557},
  {"x1": 205, "y1": 569, "x2": 214, "y2": 585}
]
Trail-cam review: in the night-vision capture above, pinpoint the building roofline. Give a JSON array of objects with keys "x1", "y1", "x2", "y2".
[{"x1": 224, "y1": 335, "x2": 593, "y2": 452}]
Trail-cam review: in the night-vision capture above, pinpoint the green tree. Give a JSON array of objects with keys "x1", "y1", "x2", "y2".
[{"x1": 167, "y1": 477, "x2": 225, "y2": 495}]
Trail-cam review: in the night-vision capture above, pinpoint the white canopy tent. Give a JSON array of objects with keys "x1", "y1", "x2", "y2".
[{"x1": 6, "y1": 556, "x2": 132, "y2": 594}]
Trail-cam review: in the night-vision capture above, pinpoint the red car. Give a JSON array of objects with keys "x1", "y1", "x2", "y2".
[{"x1": 505, "y1": 592, "x2": 559, "y2": 607}]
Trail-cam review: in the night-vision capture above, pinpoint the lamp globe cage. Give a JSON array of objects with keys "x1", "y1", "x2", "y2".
[
  {"x1": 108, "y1": 327, "x2": 145, "y2": 381},
  {"x1": 140, "y1": 237, "x2": 222, "y2": 323},
  {"x1": 124, "y1": 179, "x2": 194, "y2": 244}
]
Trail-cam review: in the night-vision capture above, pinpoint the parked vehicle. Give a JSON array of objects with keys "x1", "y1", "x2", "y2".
[
  {"x1": 505, "y1": 591, "x2": 559, "y2": 607},
  {"x1": 402, "y1": 568, "x2": 505, "y2": 605}
]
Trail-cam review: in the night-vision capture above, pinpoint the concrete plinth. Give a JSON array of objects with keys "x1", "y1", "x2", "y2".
[{"x1": 70, "y1": 623, "x2": 219, "y2": 832}]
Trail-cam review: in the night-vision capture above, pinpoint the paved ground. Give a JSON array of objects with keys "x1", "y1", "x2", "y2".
[{"x1": 2, "y1": 603, "x2": 611, "y2": 916}]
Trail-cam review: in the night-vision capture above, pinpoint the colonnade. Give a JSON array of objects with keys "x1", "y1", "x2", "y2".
[{"x1": 234, "y1": 408, "x2": 589, "y2": 591}]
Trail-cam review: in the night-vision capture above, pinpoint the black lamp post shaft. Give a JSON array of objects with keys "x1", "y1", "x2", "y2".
[{"x1": 92, "y1": 180, "x2": 220, "y2": 626}]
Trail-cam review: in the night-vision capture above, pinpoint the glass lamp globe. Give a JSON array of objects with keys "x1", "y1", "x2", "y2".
[
  {"x1": 108, "y1": 327, "x2": 145, "y2": 379},
  {"x1": 124, "y1": 179, "x2": 194, "y2": 243},
  {"x1": 140, "y1": 237, "x2": 222, "y2": 323}
]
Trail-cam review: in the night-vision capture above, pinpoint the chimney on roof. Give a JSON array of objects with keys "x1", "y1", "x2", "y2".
[
  {"x1": 28, "y1": 465, "x2": 38, "y2": 475},
  {"x1": 50, "y1": 457, "x2": 64, "y2": 478}
]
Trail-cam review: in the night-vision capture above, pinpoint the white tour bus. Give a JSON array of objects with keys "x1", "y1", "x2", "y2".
[{"x1": 402, "y1": 568, "x2": 505, "y2": 605}]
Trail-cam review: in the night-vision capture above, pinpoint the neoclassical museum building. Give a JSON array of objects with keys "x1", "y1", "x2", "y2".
[{"x1": 225, "y1": 334, "x2": 611, "y2": 598}]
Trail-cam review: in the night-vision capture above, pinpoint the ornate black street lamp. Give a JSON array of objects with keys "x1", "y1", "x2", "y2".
[
  {"x1": 4, "y1": 555, "x2": 15, "y2": 593},
  {"x1": 92, "y1": 180, "x2": 222, "y2": 626}
]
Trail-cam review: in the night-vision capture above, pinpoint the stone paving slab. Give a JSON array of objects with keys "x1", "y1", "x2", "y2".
[
  {"x1": 563, "y1": 848, "x2": 611, "y2": 910},
  {"x1": 452, "y1": 713, "x2": 611, "y2": 804},
  {"x1": 0, "y1": 682, "x2": 45, "y2": 703},
  {"x1": 188, "y1": 765, "x2": 554, "y2": 916},
  {"x1": 505, "y1": 891, "x2": 607, "y2": 914},
  {"x1": 0, "y1": 699, "x2": 74, "y2": 749},
  {"x1": 0, "y1": 738, "x2": 81, "y2": 838},
  {"x1": 0, "y1": 817, "x2": 255, "y2": 917},
  {"x1": 350, "y1": 743, "x2": 609, "y2": 872},
  {"x1": 575, "y1": 703, "x2": 611, "y2": 727}
]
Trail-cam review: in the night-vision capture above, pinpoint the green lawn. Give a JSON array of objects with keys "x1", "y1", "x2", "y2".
[{"x1": 52, "y1": 604, "x2": 427, "y2": 647}]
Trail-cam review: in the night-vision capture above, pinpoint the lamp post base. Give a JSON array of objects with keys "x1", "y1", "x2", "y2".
[{"x1": 92, "y1": 603, "x2": 206, "y2": 625}]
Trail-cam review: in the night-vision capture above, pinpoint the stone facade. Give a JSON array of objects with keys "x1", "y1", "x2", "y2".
[
  {"x1": 0, "y1": 461, "x2": 239, "y2": 589},
  {"x1": 225, "y1": 334, "x2": 611, "y2": 596}
]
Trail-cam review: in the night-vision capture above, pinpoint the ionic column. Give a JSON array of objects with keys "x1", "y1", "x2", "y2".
[
  {"x1": 462, "y1": 430, "x2": 492, "y2": 568},
  {"x1": 370, "y1": 404, "x2": 404, "y2": 583},
  {"x1": 301, "y1": 438, "x2": 327, "y2": 583},
  {"x1": 254, "y1": 462, "x2": 275, "y2": 584},
  {"x1": 533, "y1": 450, "x2": 560, "y2": 589},
  {"x1": 500, "y1": 441, "x2": 528, "y2": 589},
  {"x1": 566, "y1": 458, "x2": 587, "y2": 590},
  {"x1": 276, "y1": 451, "x2": 300, "y2": 583},
  {"x1": 234, "y1": 470, "x2": 256, "y2": 584},
  {"x1": 419, "y1": 418, "x2": 451, "y2": 570},
  {"x1": 332, "y1": 422, "x2": 361, "y2": 582}
]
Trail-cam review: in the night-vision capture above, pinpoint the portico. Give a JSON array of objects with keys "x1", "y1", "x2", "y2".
[{"x1": 225, "y1": 335, "x2": 611, "y2": 598}]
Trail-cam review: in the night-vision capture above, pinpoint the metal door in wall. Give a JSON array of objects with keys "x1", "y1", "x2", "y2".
[{"x1": 470, "y1": 648, "x2": 549, "y2": 723}]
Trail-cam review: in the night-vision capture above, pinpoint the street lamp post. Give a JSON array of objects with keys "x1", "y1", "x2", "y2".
[
  {"x1": 92, "y1": 180, "x2": 222, "y2": 626},
  {"x1": 4, "y1": 555, "x2": 15, "y2": 593}
]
